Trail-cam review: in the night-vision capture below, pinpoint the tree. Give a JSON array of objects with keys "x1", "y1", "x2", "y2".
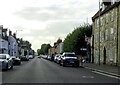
[
  {"x1": 63, "y1": 24, "x2": 92, "y2": 55},
  {"x1": 37, "y1": 44, "x2": 51, "y2": 55}
]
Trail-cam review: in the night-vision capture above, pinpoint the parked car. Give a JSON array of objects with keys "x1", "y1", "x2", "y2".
[
  {"x1": 51, "y1": 54, "x2": 55, "y2": 61},
  {"x1": 29, "y1": 55, "x2": 34, "y2": 59},
  {"x1": 56, "y1": 55, "x2": 62, "y2": 64},
  {"x1": 20, "y1": 55, "x2": 29, "y2": 61},
  {"x1": 54, "y1": 54, "x2": 61, "y2": 63},
  {"x1": 60, "y1": 52, "x2": 79, "y2": 67},
  {"x1": 47, "y1": 55, "x2": 51, "y2": 60},
  {"x1": 11, "y1": 56, "x2": 21, "y2": 65},
  {"x1": 0, "y1": 54, "x2": 13, "y2": 70},
  {"x1": 38, "y1": 55, "x2": 41, "y2": 58}
]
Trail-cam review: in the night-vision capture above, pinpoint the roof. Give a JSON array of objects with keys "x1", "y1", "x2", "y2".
[{"x1": 92, "y1": 1, "x2": 120, "y2": 22}]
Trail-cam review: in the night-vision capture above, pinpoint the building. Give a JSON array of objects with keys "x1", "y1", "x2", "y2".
[
  {"x1": 59, "y1": 42, "x2": 63, "y2": 54},
  {"x1": 48, "y1": 47, "x2": 55, "y2": 56},
  {"x1": 92, "y1": 1, "x2": 120, "y2": 65},
  {"x1": 8, "y1": 31, "x2": 19, "y2": 57},
  {"x1": 0, "y1": 26, "x2": 8, "y2": 54}
]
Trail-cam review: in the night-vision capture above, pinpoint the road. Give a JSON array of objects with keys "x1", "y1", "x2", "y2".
[{"x1": 2, "y1": 56, "x2": 119, "y2": 84}]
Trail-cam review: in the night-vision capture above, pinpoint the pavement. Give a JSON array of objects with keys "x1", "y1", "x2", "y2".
[{"x1": 83, "y1": 62, "x2": 120, "y2": 78}]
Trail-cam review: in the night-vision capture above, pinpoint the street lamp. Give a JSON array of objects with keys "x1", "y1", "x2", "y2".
[
  {"x1": 16, "y1": 30, "x2": 22, "y2": 38},
  {"x1": 98, "y1": 0, "x2": 101, "y2": 65}
]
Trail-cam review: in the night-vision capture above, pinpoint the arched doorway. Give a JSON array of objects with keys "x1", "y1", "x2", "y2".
[{"x1": 103, "y1": 47, "x2": 106, "y2": 64}]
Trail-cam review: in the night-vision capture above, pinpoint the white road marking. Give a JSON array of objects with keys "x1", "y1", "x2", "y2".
[
  {"x1": 92, "y1": 71, "x2": 120, "y2": 80},
  {"x1": 82, "y1": 76, "x2": 94, "y2": 78}
]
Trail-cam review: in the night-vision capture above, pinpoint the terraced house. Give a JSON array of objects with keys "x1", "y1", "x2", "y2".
[{"x1": 92, "y1": 0, "x2": 120, "y2": 66}]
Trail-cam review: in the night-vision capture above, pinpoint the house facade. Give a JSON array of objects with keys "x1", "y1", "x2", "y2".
[
  {"x1": 8, "y1": 31, "x2": 19, "y2": 57},
  {"x1": 92, "y1": 1, "x2": 120, "y2": 65},
  {"x1": 0, "y1": 26, "x2": 8, "y2": 54}
]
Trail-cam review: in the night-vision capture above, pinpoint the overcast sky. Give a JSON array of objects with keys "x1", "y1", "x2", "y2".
[{"x1": 0, "y1": 0, "x2": 100, "y2": 51}]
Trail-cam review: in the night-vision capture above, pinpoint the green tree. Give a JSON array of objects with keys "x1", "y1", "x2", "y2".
[
  {"x1": 37, "y1": 44, "x2": 51, "y2": 55},
  {"x1": 63, "y1": 24, "x2": 92, "y2": 55}
]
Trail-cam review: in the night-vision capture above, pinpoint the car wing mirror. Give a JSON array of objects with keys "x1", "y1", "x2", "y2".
[{"x1": 7, "y1": 58, "x2": 10, "y2": 60}]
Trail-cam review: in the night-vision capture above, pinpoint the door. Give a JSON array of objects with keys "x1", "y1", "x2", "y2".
[{"x1": 103, "y1": 47, "x2": 106, "y2": 64}]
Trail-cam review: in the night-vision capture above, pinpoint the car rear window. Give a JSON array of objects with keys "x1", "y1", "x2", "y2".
[
  {"x1": 0, "y1": 55, "x2": 6, "y2": 59},
  {"x1": 64, "y1": 54, "x2": 76, "y2": 57}
]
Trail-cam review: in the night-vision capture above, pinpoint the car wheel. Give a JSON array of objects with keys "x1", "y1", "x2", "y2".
[
  {"x1": 5, "y1": 64, "x2": 8, "y2": 70},
  {"x1": 59, "y1": 61, "x2": 62, "y2": 66},
  {"x1": 10, "y1": 64, "x2": 13, "y2": 69},
  {"x1": 75, "y1": 63, "x2": 79, "y2": 67},
  {"x1": 19, "y1": 62, "x2": 21, "y2": 65},
  {"x1": 63, "y1": 63, "x2": 66, "y2": 67}
]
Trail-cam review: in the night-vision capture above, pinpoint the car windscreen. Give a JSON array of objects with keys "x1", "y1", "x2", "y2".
[
  {"x1": 64, "y1": 54, "x2": 76, "y2": 57},
  {"x1": 0, "y1": 55, "x2": 6, "y2": 59}
]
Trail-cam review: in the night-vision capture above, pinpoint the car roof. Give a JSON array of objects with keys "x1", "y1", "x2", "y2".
[
  {"x1": 0, "y1": 54, "x2": 9, "y2": 55},
  {"x1": 63, "y1": 52, "x2": 75, "y2": 54}
]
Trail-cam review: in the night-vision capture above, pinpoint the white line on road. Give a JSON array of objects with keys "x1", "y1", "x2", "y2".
[
  {"x1": 92, "y1": 71, "x2": 120, "y2": 80},
  {"x1": 82, "y1": 76, "x2": 94, "y2": 78}
]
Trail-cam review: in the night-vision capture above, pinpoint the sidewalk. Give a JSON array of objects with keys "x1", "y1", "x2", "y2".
[{"x1": 83, "y1": 63, "x2": 120, "y2": 77}]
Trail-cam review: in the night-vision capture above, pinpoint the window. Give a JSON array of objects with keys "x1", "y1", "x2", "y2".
[
  {"x1": 105, "y1": 14, "x2": 108, "y2": 23},
  {"x1": 109, "y1": 48, "x2": 113, "y2": 62},
  {"x1": 111, "y1": 0, "x2": 117, "y2": 4},
  {"x1": 96, "y1": 19, "x2": 99, "y2": 28},
  {"x1": 100, "y1": 32, "x2": 101, "y2": 42},
  {"x1": 0, "y1": 55, "x2": 6, "y2": 59},
  {"x1": 110, "y1": 11, "x2": 114, "y2": 21},
  {"x1": 100, "y1": 17, "x2": 103, "y2": 26},
  {"x1": 110, "y1": 28, "x2": 114, "y2": 34},
  {"x1": 105, "y1": 29, "x2": 108, "y2": 40},
  {"x1": 110, "y1": 28, "x2": 114, "y2": 40},
  {"x1": 96, "y1": 33, "x2": 99, "y2": 42},
  {"x1": 104, "y1": 31, "x2": 105, "y2": 40}
]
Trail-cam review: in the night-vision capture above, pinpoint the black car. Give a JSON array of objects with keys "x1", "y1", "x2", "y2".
[
  {"x1": 60, "y1": 52, "x2": 79, "y2": 67},
  {"x1": 11, "y1": 56, "x2": 21, "y2": 65},
  {"x1": 20, "y1": 55, "x2": 29, "y2": 61}
]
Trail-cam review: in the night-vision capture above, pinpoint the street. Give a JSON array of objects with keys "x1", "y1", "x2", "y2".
[{"x1": 1, "y1": 56, "x2": 119, "y2": 84}]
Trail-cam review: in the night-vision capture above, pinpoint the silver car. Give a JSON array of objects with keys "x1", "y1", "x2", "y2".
[{"x1": 0, "y1": 54, "x2": 13, "y2": 70}]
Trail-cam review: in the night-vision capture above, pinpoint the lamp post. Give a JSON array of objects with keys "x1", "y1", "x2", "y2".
[
  {"x1": 15, "y1": 30, "x2": 22, "y2": 57},
  {"x1": 16, "y1": 30, "x2": 22, "y2": 38},
  {"x1": 98, "y1": 0, "x2": 101, "y2": 65}
]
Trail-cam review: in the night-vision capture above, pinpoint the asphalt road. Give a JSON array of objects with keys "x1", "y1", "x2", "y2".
[{"x1": 2, "y1": 56, "x2": 119, "y2": 84}]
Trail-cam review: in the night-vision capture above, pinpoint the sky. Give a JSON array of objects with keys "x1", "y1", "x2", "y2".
[{"x1": 0, "y1": 0, "x2": 100, "y2": 51}]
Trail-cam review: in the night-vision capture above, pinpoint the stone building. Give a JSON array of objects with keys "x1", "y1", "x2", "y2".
[{"x1": 92, "y1": 1, "x2": 120, "y2": 65}]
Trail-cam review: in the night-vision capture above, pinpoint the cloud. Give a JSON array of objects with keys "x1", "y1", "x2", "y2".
[
  {"x1": 14, "y1": 0, "x2": 99, "y2": 22},
  {"x1": 0, "y1": 0, "x2": 99, "y2": 51}
]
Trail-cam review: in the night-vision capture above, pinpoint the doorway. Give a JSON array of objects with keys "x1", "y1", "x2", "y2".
[{"x1": 103, "y1": 47, "x2": 106, "y2": 64}]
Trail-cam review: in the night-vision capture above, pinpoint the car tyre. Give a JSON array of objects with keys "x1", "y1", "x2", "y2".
[
  {"x1": 10, "y1": 64, "x2": 13, "y2": 69},
  {"x1": 59, "y1": 61, "x2": 62, "y2": 66},
  {"x1": 5, "y1": 64, "x2": 8, "y2": 70},
  {"x1": 63, "y1": 63, "x2": 66, "y2": 67}
]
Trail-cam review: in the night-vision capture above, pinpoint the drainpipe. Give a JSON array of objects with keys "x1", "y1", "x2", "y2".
[
  {"x1": 116, "y1": 6, "x2": 119, "y2": 66},
  {"x1": 98, "y1": 0, "x2": 101, "y2": 65}
]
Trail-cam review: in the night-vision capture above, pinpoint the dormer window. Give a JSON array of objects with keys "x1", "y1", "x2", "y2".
[
  {"x1": 102, "y1": 0, "x2": 112, "y2": 10},
  {"x1": 111, "y1": 0, "x2": 117, "y2": 4}
]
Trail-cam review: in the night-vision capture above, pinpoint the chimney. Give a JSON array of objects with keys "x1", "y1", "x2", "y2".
[
  {"x1": 9, "y1": 30, "x2": 12, "y2": 36},
  {"x1": 3, "y1": 28, "x2": 8, "y2": 36},
  {"x1": 13, "y1": 33, "x2": 16, "y2": 38},
  {"x1": 102, "y1": 0, "x2": 112, "y2": 6}
]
